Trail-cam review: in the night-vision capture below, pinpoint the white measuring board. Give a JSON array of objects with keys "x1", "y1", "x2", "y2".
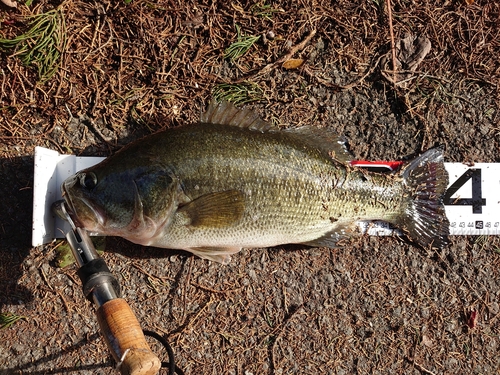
[
  {"x1": 443, "y1": 163, "x2": 499, "y2": 235},
  {"x1": 359, "y1": 163, "x2": 500, "y2": 236},
  {"x1": 32, "y1": 147, "x2": 105, "y2": 246},
  {"x1": 32, "y1": 146, "x2": 500, "y2": 246}
]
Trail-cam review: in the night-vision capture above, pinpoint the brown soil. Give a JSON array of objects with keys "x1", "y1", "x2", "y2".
[{"x1": 1, "y1": 0, "x2": 499, "y2": 374}]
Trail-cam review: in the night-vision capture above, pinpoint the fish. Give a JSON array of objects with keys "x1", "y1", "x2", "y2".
[{"x1": 61, "y1": 101, "x2": 449, "y2": 264}]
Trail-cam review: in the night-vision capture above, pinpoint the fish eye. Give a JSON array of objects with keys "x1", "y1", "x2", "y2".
[{"x1": 79, "y1": 172, "x2": 97, "y2": 190}]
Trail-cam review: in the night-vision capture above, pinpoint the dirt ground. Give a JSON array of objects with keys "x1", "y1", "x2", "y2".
[{"x1": 1, "y1": 0, "x2": 499, "y2": 374}]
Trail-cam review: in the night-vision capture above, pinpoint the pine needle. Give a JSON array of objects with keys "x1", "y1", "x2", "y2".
[
  {"x1": 224, "y1": 24, "x2": 260, "y2": 62},
  {"x1": 212, "y1": 81, "x2": 264, "y2": 105},
  {"x1": 0, "y1": 312, "x2": 27, "y2": 329},
  {"x1": 0, "y1": 7, "x2": 67, "y2": 83}
]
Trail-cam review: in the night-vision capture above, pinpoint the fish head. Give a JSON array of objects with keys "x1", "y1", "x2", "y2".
[
  {"x1": 62, "y1": 168, "x2": 140, "y2": 234},
  {"x1": 62, "y1": 161, "x2": 180, "y2": 241}
]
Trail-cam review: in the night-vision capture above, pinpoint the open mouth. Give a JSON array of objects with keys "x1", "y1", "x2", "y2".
[
  {"x1": 61, "y1": 197, "x2": 84, "y2": 228},
  {"x1": 61, "y1": 183, "x2": 105, "y2": 230}
]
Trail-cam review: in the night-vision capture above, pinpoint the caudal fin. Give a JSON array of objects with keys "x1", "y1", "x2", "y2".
[{"x1": 399, "y1": 148, "x2": 449, "y2": 249}]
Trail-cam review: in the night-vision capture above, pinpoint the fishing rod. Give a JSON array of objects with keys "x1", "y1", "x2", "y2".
[{"x1": 52, "y1": 200, "x2": 179, "y2": 375}]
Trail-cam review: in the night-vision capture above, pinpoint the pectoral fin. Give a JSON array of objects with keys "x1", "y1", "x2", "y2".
[
  {"x1": 178, "y1": 190, "x2": 245, "y2": 228},
  {"x1": 186, "y1": 246, "x2": 242, "y2": 264}
]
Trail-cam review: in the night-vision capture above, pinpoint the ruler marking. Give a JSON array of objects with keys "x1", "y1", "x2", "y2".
[{"x1": 443, "y1": 168, "x2": 486, "y2": 214}]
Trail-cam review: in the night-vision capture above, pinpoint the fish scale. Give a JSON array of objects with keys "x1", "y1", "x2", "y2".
[
  {"x1": 161, "y1": 125, "x2": 344, "y2": 248},
  {"x1": 60, "y1": 102, "x2": 449, "y2": 263}
]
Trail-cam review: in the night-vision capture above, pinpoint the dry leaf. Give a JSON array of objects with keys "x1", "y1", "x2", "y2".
[
  {"x1": 467, "y1": 310, "x2": 478, "y2": 329},
  {"x1": 421, "y1": 335, "x2": 433, "y2": 348},
  {"x1": 465, "y1": 0, "x2": 474, "y2": 4},
  {"x1": 1, "y1": 0, "x2": 17, "y2": 7},
  {"x1": 231, "y1": 3, "x2": 245, "y2": 13},
  {"x1": 283, "y1": 58, "x2": 304, "y2": 70},
  {"x1": 380, "y1": 34, "x2": 431, "y2": 88}
]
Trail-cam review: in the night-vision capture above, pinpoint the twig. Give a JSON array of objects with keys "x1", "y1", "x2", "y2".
[
  {"x1": 180, "y1": 256, "x2": 194, "y2": 326},
  {"x1": 386, "y1": 0, "x2": 397, "y2": 84},
  {"x1": 412, "y1": 360, "x2": 438, "y2": 375},
  {"x1": 190, "y1": 281, "x2": 242, "y2": 294},
  {"x1": 258, "y1": 305, "x2": 304, "y2": 347},
  {"x1": 342, "y1": 54, "x2": 385, "y2": 89},
  {"x1": 56, "y1": 289, "x2": 72, "y2": 315},
  {"x1": 0, "y1": 69, "x2": 5, "y2": 101},
  {"x1": 235, "y1": 29, "x2": 317, "y2": 83},
  {"x1": 40, "y1": 267, "x2": 54, "y2": 291},
  {"x1": 306, "y1": 54, "x2": 384, "y2": 90}
]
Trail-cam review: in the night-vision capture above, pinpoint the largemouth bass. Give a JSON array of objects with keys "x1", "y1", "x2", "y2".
[{"x1": 62, "y1": 102, "x2": 449, "y2": 263}]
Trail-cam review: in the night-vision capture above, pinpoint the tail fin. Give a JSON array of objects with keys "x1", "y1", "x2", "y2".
[{"x1": 399, "y1": 148, "x2": 449, "y2": 249}]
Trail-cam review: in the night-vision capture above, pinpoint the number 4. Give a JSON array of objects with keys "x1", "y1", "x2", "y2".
[{"x1": 443, "y1": 169, "x2": 486, "y2": 214}]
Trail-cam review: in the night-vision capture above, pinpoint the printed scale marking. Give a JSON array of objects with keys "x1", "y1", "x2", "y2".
[{"x1": 357, "y1": 162, "x2": 500, "y2": 236}]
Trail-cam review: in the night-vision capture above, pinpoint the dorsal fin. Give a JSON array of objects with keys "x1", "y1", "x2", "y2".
[
  {"x1": 283, "y1": 126, "x2": 353, "y2": 163},
  {"x1": 201, "y1": 101, "x2": 353, "y2": 163},
  {"x1": 201, "y1": 101, "x2": 276, "y2": 132}
]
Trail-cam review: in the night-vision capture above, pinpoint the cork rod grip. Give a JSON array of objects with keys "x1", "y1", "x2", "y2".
[{"x1": 96, "y1": 298, "x2": 161, "y2": 375}]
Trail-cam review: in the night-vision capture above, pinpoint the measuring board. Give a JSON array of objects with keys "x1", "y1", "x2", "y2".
[
  {"x1": 32, "y1": 146, "x2": 500, "y2": 246},
  {"x1": 354, "y1": 162, "x2": 500, "y2": 237}
]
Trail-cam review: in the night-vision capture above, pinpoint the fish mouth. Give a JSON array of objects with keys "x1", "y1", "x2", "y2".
[
  {"x1": 62, "y1": 183, "x2": 106, "y2": 231},
  {"x1": 59, "y1": 196, "x2": 84, "y2": 228}
]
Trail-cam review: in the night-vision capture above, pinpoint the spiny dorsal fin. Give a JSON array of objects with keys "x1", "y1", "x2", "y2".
[
  {"x1": 202, "y1": 101, "x2": 352, "y2": 163},
  {"x1": 283, "y1": 126, "x2": 353, "y2": 163},
  {"x1": 201, "y1": 101, "x2": 276, "y2": 132},
  {"x1": 178, "y1": 190, "x2": 245, "y2": 228}
]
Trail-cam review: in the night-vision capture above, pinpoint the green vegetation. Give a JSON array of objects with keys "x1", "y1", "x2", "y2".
[
  {"x1": 212, "y1": 82, "x2": 264, "y2": 105},
  {"x1": 250, "y1": 1, "x2": 283, "y2": 20},
  {"x1": 0, "y1": 312, "x2": 26, "y2": 329},
  {"x1": 224, "y1": 24, "x2": 260, "y2": 61},
  {"x1": 0, "y1": 7, "x2": 66, "y2": 82},
  {"x1": 55, "y1": 237, "x2": 106, "y2": 268}
]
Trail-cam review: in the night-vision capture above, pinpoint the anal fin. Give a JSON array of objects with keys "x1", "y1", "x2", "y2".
[
  {"x1": 186, "y1": 246, "x2": 242, "y2": 264},
  {"x1": 301, "y1": 222, "x2": 360, "y2": 248}
]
